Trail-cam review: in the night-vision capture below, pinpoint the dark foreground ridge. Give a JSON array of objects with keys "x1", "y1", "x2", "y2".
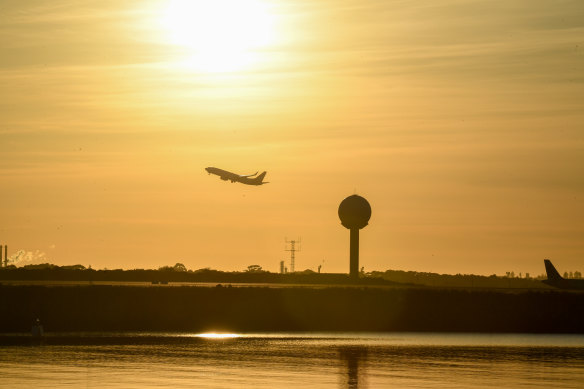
[{"x1": 0, "y1": 284, "x2": 582, "y2": 333}]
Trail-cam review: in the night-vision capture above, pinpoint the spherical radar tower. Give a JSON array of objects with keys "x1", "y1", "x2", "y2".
[{"x1": 338, "y1": 194, "x2": 371, "y2": 279}]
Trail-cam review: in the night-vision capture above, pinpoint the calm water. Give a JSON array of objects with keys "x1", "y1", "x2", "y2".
[{"x1": 1, "y1": 333, "x2": 583, "y2": 388}]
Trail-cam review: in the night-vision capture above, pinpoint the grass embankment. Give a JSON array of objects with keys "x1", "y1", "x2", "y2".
[{"x1": 0, "y1": 285, "x2": 582, "y2": 333}]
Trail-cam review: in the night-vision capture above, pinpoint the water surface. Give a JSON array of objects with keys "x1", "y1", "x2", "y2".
[{"x1": 1, "y1": 333, "x2": 583, "y2": 388}]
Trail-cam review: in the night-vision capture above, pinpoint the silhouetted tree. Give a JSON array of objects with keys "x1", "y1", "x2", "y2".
[{"x1": 173, "y1": 263, "x2": 187, "y2": 272}]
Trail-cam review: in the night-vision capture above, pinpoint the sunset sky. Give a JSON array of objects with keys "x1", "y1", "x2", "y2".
[{"x1": 1, "y1": 0, "x2": 583, "y2": 276}]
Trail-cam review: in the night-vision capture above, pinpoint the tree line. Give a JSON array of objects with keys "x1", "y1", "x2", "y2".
[{"x1": 0, "y1": 262, "x2": 567, "y2": 289}]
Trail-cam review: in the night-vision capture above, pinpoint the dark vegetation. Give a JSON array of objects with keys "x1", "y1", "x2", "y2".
[
  {"x1": 0, "y1": 284, "x2": 582, "y2": 333},
  {"x1": 0, "y1": 266, "x2": 388, "y2": 285},
  {"x1": 0, "y1": 263, "x2": 552, "y2": 289}
]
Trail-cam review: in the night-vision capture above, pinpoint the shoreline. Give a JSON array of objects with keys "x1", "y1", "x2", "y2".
[
  {"x1": 1, "y1": 284, "x2": 582, "y2": 334},
  {"x1": 2, "y1": 331, "x2": 584, "y2": 347}
]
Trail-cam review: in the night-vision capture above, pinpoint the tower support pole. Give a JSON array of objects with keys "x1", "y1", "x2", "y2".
[{"x1": 350, "y1": 228, "x2": 359, "y2": 279}]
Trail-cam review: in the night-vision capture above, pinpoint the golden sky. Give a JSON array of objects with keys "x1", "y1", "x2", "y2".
[{"x1": 1, "y1": 0, "x2": 583, "y2": 275}]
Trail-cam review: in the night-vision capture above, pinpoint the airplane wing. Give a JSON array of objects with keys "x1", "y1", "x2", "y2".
[{"x1": 238, "y1": 171, "x2": 258, "y2": 178}]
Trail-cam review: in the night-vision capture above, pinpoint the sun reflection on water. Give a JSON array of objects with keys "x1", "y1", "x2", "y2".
[{"x1": 194, "y1": 333, "x2": 242, "y2": 339}]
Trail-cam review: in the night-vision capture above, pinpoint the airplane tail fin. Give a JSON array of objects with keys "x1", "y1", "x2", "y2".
[
  {"x1": 544, "y1": 259, "x2": 563, "y2": 281},
  {"x1": 250, "y1": 171, "x2": 267, "y2": 185}
]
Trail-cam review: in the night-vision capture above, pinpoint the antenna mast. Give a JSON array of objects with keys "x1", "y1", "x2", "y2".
[{"x1": 285, "y1": 238, "x2": 301, "y2": 273}]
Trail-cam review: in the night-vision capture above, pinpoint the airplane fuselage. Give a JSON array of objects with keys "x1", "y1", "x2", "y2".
[
  {"x1": 542, "y1": 278, "x2": 584, "y2": 290},
  {"x1": 205, "y1": 167, "x2": 267, "y2": 186}
]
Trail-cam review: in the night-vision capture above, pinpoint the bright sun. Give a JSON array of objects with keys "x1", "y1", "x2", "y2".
[{"x1": 161, "y1": 0, "x2": 276, "y2": 73}]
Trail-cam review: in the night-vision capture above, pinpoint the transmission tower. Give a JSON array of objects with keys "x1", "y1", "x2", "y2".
[{"x1": 285, "y1": 238, "x2": 301, "y2": 273}]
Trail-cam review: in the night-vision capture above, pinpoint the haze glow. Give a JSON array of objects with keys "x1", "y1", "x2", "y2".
[{"x1": 1, "y1": 0, "x2": 583, "y2": 276}]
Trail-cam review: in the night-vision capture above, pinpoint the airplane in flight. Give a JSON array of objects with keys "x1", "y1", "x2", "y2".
[
  {"x1": 205, "y1": 167, "x2": 268, "y2": 186},
  {"x1": 542, "y1": 259, "x2": 584, "y2": 290}
]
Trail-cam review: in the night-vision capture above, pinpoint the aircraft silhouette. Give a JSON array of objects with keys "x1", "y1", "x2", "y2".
[
  {"x1": 205, "y1": 167, "x2": 268, "y2": 186},
  {"x1": 542, "y1": 259, "x2": 584, "y2": 290}
]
